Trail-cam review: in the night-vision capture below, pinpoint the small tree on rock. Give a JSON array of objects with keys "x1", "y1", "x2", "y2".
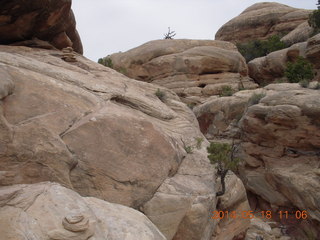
[
  {"x1": 164, "y1": 27, "x2": 176, "y2": 39},
  {"x1": 207, "y1": 142, "x2": 241, "y2": 196}
]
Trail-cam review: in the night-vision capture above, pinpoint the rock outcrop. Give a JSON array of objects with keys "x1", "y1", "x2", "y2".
[
  {"x1": 248, "y1": 33, "x2": 320, "y2": 85},
  {"x1": 0, "y1": 182, "x2": 167, "y2": 240},
  {"x1": 215, "y1": 2, "x2": 312, "y2": 44},
  {"x1": 0, "y1": 0, "x2": 83, "y2": 54},
  {"x1": 104, "y1": 39, "x2": 257, "y2": 104},
  {"x1": 0, "y1": 45, "x2": 216, "y2": 240},
  {"x1": 195, "y1": 83, "x2": 320, "y2": 238}
]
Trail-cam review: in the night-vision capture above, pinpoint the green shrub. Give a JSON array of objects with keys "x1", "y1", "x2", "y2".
[
  {"x1": 248, "y1": 93, "x2": 266, "y2": 106},
  {"x1": 285, "y1": 57, "x2": 314, "y2": 83},
  {"x1": 195, "y1": 137, "x2": 204, "y2": 149},
  {"x1": 308, "y1": 9, "x2": 320, "y2": 32},
  {"x1": 98, "y1": 57, "x2": 113, "y2": 68},
  {"x1": 207, "y1": 142, "x2": 240, "y2": 171},
  {"x1": 299, "y1": 79, "x2": 309, "y2": 88},
  {"x1": 184, "y1": 145, "x2": 193, "y2": 154},
  {"x1": 219, "y1": 85, "x2": 233, "y2": 97},
  {"x1": 237, "y1": 35, "x2": 287, "y2": 62},
  {"x1": 155, "y1": 88, "x2": 166, "y2": 102},
  {"x1": 315, "y1": 82, "x2": 320, "y2": 89}
]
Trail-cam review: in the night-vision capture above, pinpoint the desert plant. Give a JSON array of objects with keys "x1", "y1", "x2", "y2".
[
  {"x1": 285, "y1": 57, "x2": 314, "y2": 83},
  {"x1": 164, "y1": 27, "x2": 176, "y2": 39},
  {"x1": 314, "y1": 82, "x2": 320, "y2": 89},
  {"x1": 309, "y1": 9, "x2": 320, "y2": 31},
  {"x1": 219, "y1": 85, "x2": 233, "y2": 97},
  {"x1": 299, "y1": 79, "x2": 309, "y2": 88},
  {"x1": 155, "y1": 88, "x2": 166, "y2": 102},
  {"x1": 248, "y1": 93, "x2": 266, "y2": 106},
  {"x1": 237, "y1": 35, "x2": 287, "y2": 62},
  {"x1": 207, "y1": 142, "x2": 241, "y2": 196},
  {"x1": 184, "y1": 145, "x2": 193, "y2": 154},
  {"x1": 98, "y1": 57, "x2": 113, "y2": 68},
  {"x1": 195, "y1": 137, "x2": 204, "y2": 149}
]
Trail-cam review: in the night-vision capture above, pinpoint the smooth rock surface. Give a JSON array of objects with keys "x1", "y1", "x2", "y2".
[
  {"x1": 105, "y1": 39, "x2": 257, "y2": 104},
  {"x1": 0, "y1": 182, "x2": 167, "y2": 240},
  {"x1": 215, "y1": 2, "x2": 312, "y2": 44},
  {"x1": 0, "y1": 45, "x2": 216, "y2": 240}
]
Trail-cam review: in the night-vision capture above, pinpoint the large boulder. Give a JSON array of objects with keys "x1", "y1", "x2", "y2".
[
  {"x1": 306, "y1": 33, "x2": 320, "y2": 69},
  {"x1": 0, "y1": 45, "x2": 216, "y2": 240},
  {"x1": 247, "y1": 42, "x2": 309, "y2": 85},
  {"x1": 0, "y1": 0, "x2": 83, "y2": 54},
  {"x1": 215, "y1": 2, "x2": 312, "y2": 44},
  {"x1": 104, "y1": 39, "x2": 257, "y2": 104},
  {"x1": 0, "y1": 182, "x2": 167, "y2": 240}
]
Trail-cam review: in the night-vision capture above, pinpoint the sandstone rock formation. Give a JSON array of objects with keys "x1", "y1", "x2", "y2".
[
  {"x1": 238, "y1": 84, "x2": 320, "y2": 239},
  {"x1": 212, "y1": 173, "x2": 251, "y2": 240},
  {"x1": 0, "y1": 182, "x2": 167, "y2": 240},
  {"x1": 104, "y1": 39, "x2": 257, "y2": 104},
  {"x1": 0, "y1": 45, "x2": 216, "y2": 240},
  {"x1": 0, "y1": 0, "x2": 83, "y2": 54},
  {"x1": 215, "y1": 2, "x2": 312, "y2": 44},
  {"x1": 196, "y1": 83, "x2": 320, "y2": 238},
  {"x1": 247, "y1": 43, "x2": 305, "y2": 85}
]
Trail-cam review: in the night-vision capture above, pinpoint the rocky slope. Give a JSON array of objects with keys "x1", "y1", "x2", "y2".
[
  {"x1": 0, "y1": 44, "x2": 218, "y2": 240},
  {"x1": 215, "y1": 2, "x2": 312, "y2": 45},
  {"x1": 103, "y1": 39, "x2": 258, "y2": 105},
  {"x1": 0, "y1": 182, "x2": 166, "y2": 240},
  {"x1": 0, "y1": 0, "x2": 83, "y2": 53}
]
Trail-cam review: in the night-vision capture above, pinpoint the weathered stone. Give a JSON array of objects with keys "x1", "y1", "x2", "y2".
[
  {"x1": 281, "y1": 21, "x2": 313, "y2": 46},
  {"x1": 306, "y1": 33, "x2": 320, "y2": 68},
  {"x1": 0, "y1": 182, "x2": 167, "y2": 240},
  {"x1": 106, "y1": 39, "x2": 257, "y2": 104},
  {"x1": 215, "y1": 2, "x2": 312, "y2": 44},
  {"x1": 0, "y1": 45, "x2": 216, "y2": 240},
  {"x1": 0, "y1": 0, "x2": 83, "y2": 54}
]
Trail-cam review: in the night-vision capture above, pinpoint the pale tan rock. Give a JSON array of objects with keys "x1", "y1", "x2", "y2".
[
  {"x1": 213, "y1": 173, "x2": 251, "y2": 240},
  {"x1": 248, "y1": 42, "x2": 307, "y2": 84},
  {"x1": 281, "y1": 21, "x2": 313, "y2": 46},
  {"x1": 306, "y1": 33, "x2": 320, "y2": 68},
  {"x1": 106, "y1": 39, "x2": 257, "y2": 103},
  {"x1": 215, "y1": 2, "x2": 312, "y2": 44},
  {"x1": 0, "y1": 45, "x2": 216, "y2": 240},
  {"x1": 0, "y1": 182, "x2": 167, "y2": 240}
]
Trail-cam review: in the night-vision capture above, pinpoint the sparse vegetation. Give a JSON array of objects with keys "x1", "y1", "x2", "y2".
[
  {"x1": 207, "y1": 142, "x2": 241, "y2": 196},
  {"x1": 299, "y1": 79, "x2": 310, "y2": 88},
  {"x1": 155, "y1": 88, "x2": 166, "y2": 102},
  {"x1": 164, "y1": 27, "x2": 176, "y2": 39},
  {"x1": 237, "y1": 35, "x2": 287, "y2": 62},
  {"x1": 98, "y1": 57, "x2": 113, "y2": 68},
  {"x1": 219, "y1": 85, "x2": 233, "y2": 97},
  {"x1": 184, "y1": 145, "x2": 193, "y2": 154},
  {"x1": 248, "y1": 93, "x2": 266, "y2": 106},
  {"x1": 187, "y1": 102, "x2": 196, "y2": 110},
  {"x1": 285, "y1": 57, "x2": 314, "y2": 83},
  {"x1": 314, "y1": 82, "x2": 320, "y2": 89},
  {"x1": 117, "y1": 67, "x2": 127, "y2": 75},
  {"x1": 195, "y1": 137, "x2": 204, "y2": 149},
  {"x1": 309, "y1": 9, "x2": 320, "y2": 33}
]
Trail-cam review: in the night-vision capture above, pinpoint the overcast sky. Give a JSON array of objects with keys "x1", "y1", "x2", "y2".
[{"x1": 72, "y1": 1, "x2": 316, "y2": 61}]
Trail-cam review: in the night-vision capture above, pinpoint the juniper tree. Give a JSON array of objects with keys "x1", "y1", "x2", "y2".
[{"x1": 207, "y1": 141, "x2": 241, "y2": 196}]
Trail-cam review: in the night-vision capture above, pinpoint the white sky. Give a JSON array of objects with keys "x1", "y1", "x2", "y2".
[{"x1": 72, "y1": 1, "x2": 316, "y2": 61}]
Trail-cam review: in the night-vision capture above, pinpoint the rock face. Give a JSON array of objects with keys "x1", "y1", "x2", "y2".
[
  {"x1": 105, "y1": 39, "x2": 257, "y2": 104},
  {"x1": 215, "y1": 2, "x2": 312, "y2": 44},
  {"x1": 247, "y1": 43, "x2": 303, "y2": 85},
  {"x1": 238, "y1": 84, "x2": 320, "y2": 239},
  {"x1": 0, "y1": 0, "x2": 83, "y2": 54},
  {"x1": 196, "y1": 83, "x2": 320, "y2": 238},
  {"x1": 0, "y1": 182, "x2": 167, "y2": 240},
  {"x1": 0, "y1": 45, "x2": 216, "y2": 240}
]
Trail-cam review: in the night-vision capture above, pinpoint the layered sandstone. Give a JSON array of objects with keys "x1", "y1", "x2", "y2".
[
  {"x1": 0, "y1": 182, "x2": 166, "y2": 240},
  {"x1": 0, "y1": 45, "x2": 216, "y2": 240},
  {"x1": 105, "y1": 39, "x2": 257, "y2": 104},
  {"x1": 215, "y1": 2, "x2": 312, "y2": 44},
  {"x1": 0, "y1": 0, "x2": 83, "y2": 53}
]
